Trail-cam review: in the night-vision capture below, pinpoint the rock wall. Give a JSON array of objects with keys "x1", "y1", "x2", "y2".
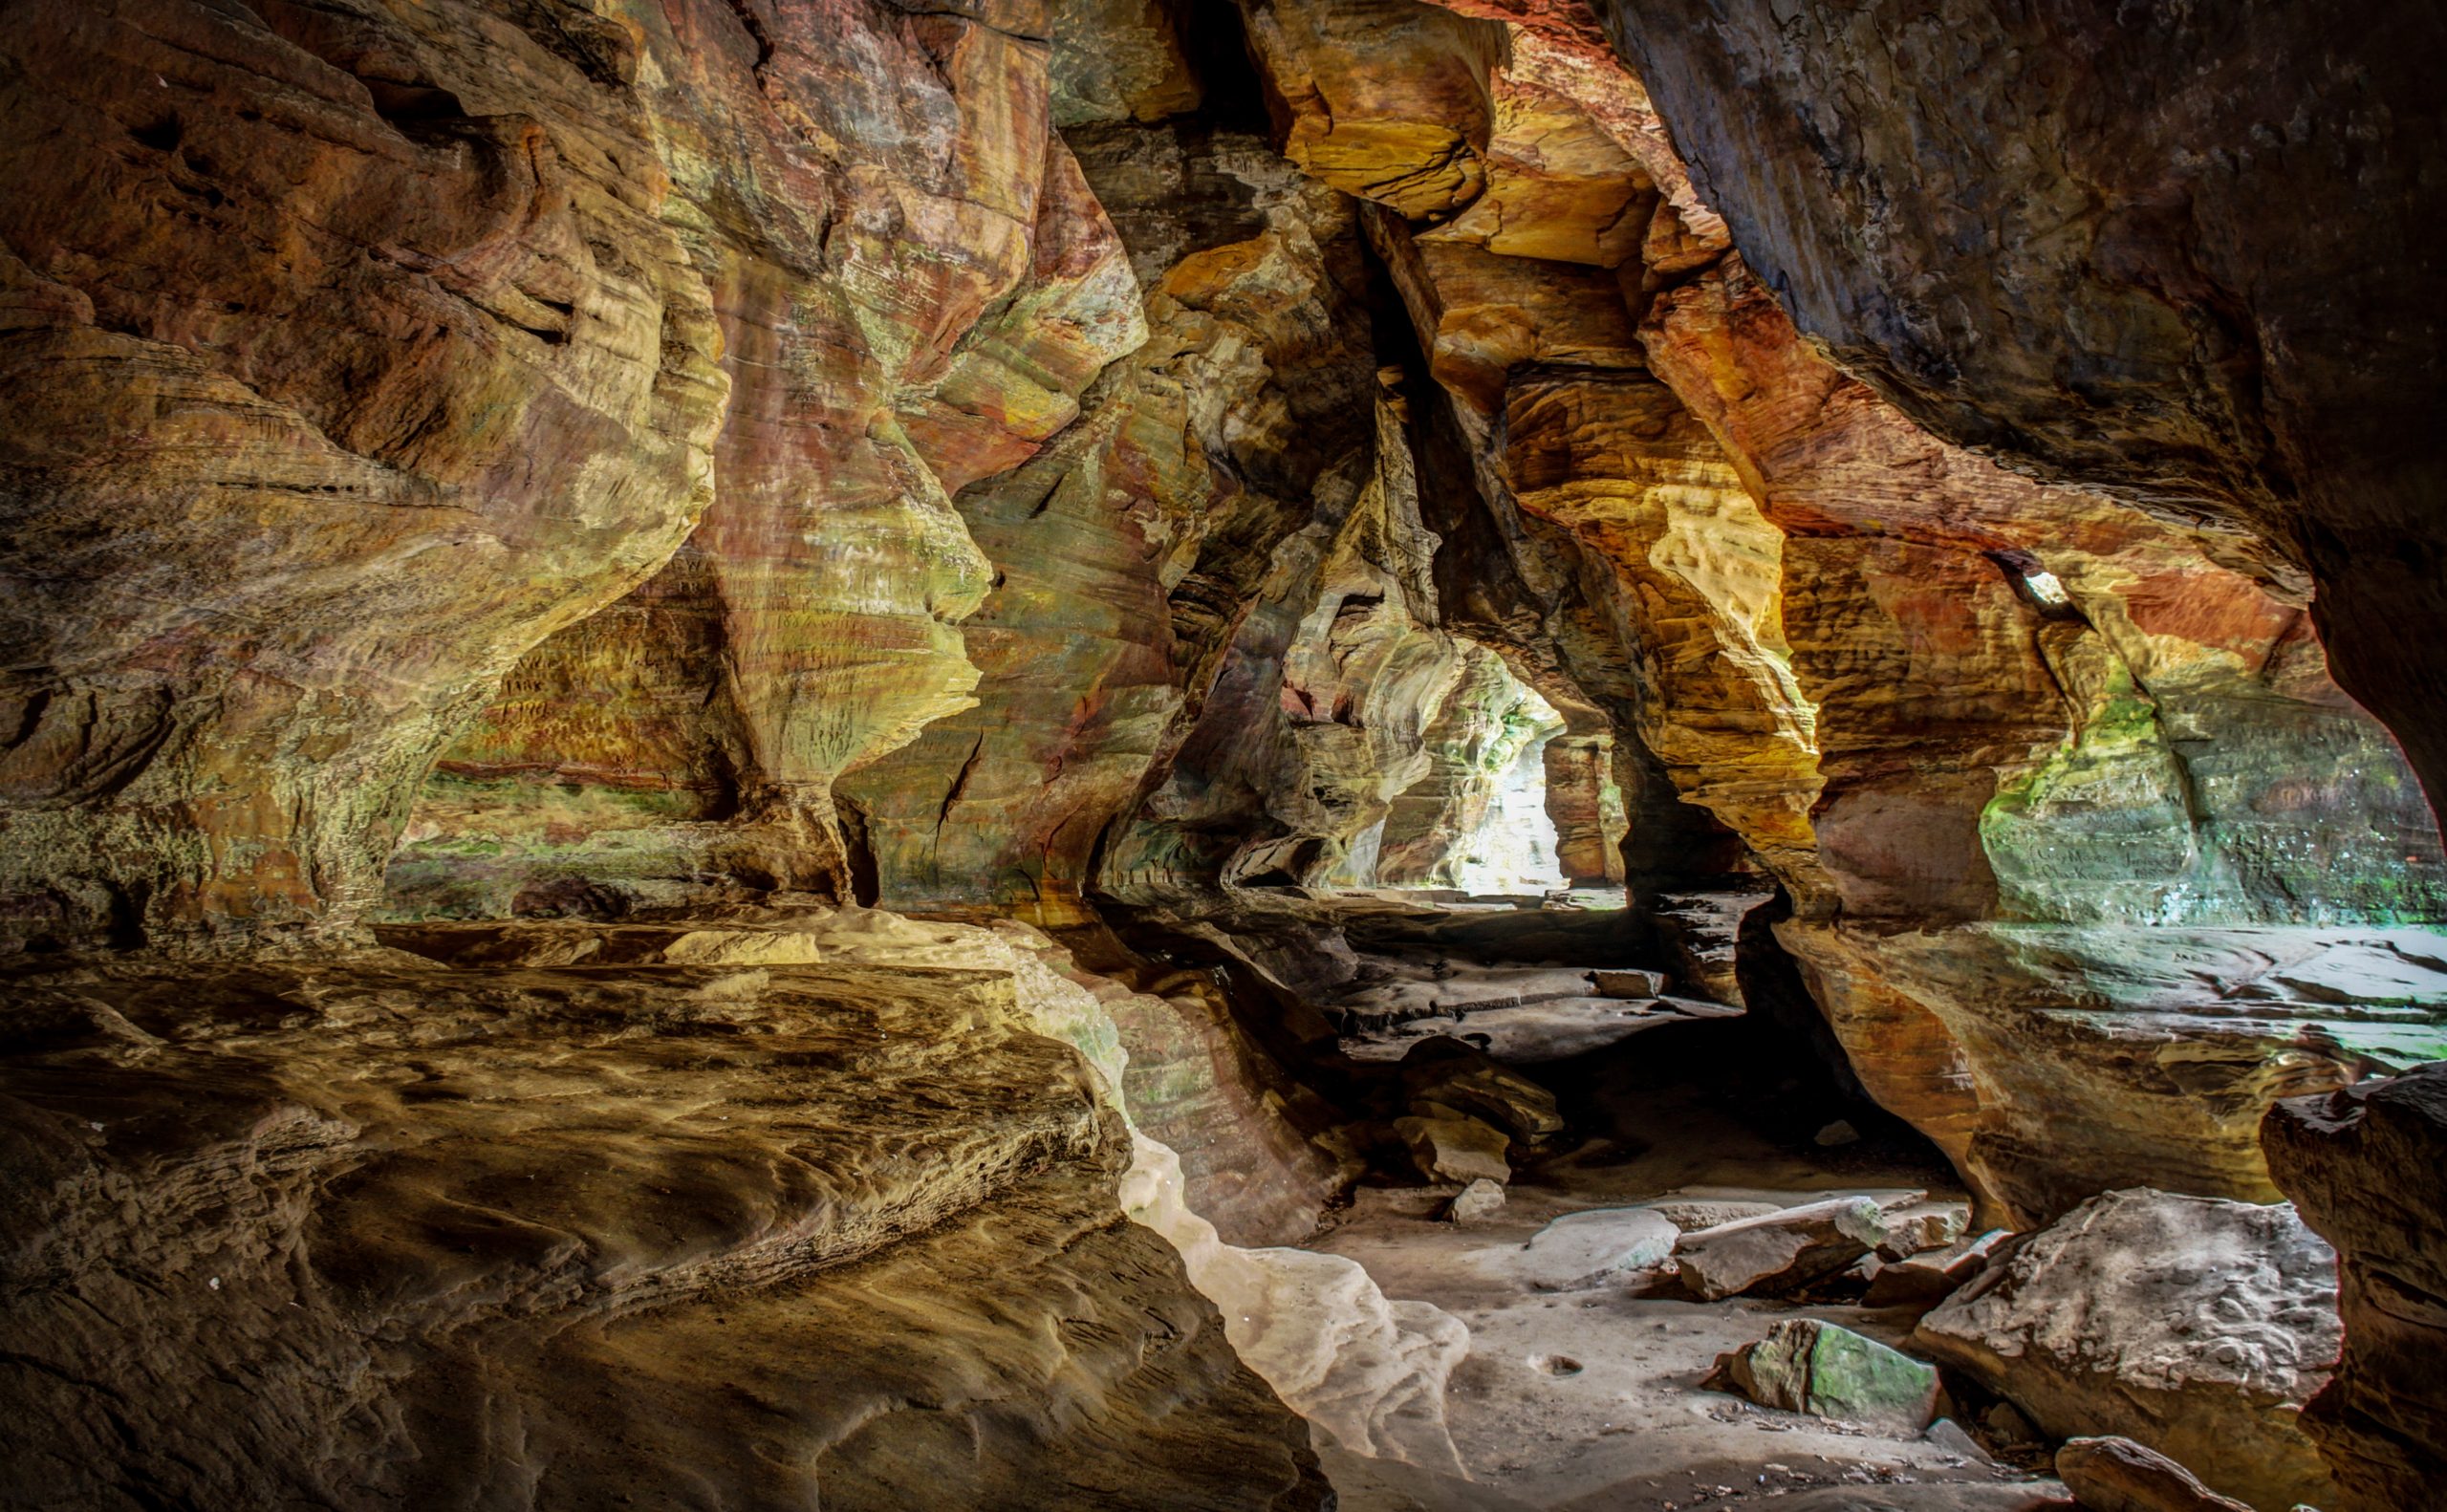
[
  {"x1": 0, "y1": 0, "x2": 728, "y2": 950},
  {"x1": 1588, "y1": 0, "x2": 2447, "y2": 830},
  {"x1": 1207, "y1": 0, "x2": 2447, "y2": 1224},
  {"x1": 5, "y1": 0, "x2": 2444, "y2": 1501},
  {"x1": 2264, "y1": 1064, "x2": 2447, "y2": 1511}
]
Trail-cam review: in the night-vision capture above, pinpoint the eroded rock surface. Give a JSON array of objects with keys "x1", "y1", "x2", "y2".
[
  {"x1": 0, "y1": 951, "x2": 1326, "y2": 1509},
  {"x1": 2263, "y1": 1062, "x2": 2447, "y2": 1512},
  {"x1": 1915, "y1": 1188, "x2": 2341, "y2": 1511}
]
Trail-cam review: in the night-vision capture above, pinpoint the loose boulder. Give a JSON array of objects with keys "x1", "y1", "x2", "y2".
[
  {"x1": 2054, "y1": 1436, "x2": 2253, "y2": 1512},
  {"x1": 1865, "y1": 1228, "x2": 2013, "y2": 1310},
  {"x1": 1413, "y1": 1068, "x2": 1564, "y2": 1140},
  {"x1": 1394, "y1": 1111, "x2": 1511, "y2": 1185},
  {"x1": 1913, "y1": 1188, "x2": 2341, "y2": 1511},
  {"x1": 1878, "y1": 1202, "x2": 1972, "y2": 1262},
  {"x1": 1675, "y1": 1196, "x2": 1890, "y2": 1300},
  {"x1": 1712, "y1": 1318, "x2": 1941, "y2": 1432},
  {"x1": 1445, "y1": 1178, "x2": 1506, "y2": 1225}
]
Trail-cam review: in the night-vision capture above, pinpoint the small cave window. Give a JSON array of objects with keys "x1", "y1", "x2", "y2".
[
  {"x1": 1451, "y1": 680, "x2": 1569, "y2": 896},
  {"x1": 1360, "y1": 649, "x2": 1629, "y2": 901},
  {"x1": 1987, "y1": 548, "x2": 2076, "y2": 616}
]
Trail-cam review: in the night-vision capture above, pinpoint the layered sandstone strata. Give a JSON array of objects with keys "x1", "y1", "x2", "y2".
[{"x1": 0, "y1": 948, "x2": 1328, "y2": 1508}]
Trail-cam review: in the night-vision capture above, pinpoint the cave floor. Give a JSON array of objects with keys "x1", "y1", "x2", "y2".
[{"x1": 1305, "y1": 1052, "x2": 2066, "y2": 1511}]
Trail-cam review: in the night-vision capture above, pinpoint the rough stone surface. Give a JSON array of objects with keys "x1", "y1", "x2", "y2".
[
  {"x1": 1715, "y1": 1318, "x2": 1940, "y2": 1432},
  {"x1": 1864, "y1": 1229, "x2": 2012, "y2": 1311},
  {"x1": 2054, "y1": 1436, "x2": 2254, "y2": 1512},
  {"x1": 0, "y1": 952, "x2": 1327, "y2": 1509},
  {"x1": 1592, "y1": 0, "x2": 2447, "y2": 824},
  {"x1": 1498, "y1": 1206, "x2": 1678, "y2": 1292},
  {"x1": 1675, "y1": 1196, "x2": 1889, "y2": 1301},
  {"x1": 1915, "y1": 1188, "x2": 2341, "y2": 1511},
  {"x1": 1396, "y1": 1110, "x2": 1514, "y2": 1186},
  {"x1": 1446, "y1": 1177, "x2": 1507, "y2": 1224},
  {"x1": 2262, "y1": 1062, "x2": 2447, "y2": 1512}
]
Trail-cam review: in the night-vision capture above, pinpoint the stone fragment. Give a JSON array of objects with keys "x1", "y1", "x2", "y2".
[
  {"x1": 1914, "y1": 1189, "x2": 2341, "y2": 1511},
  {"x1": 1507, "y1": 1207, "x2": 1678, "y2": 1291},
  {"x1": 1713, "y1": 1318, "x2": 1941, "y2": 1432},
  {"x1": 1815, "y1": 1118, "x2": 1861, "y2": 1147},
  {"x1": 2054, "y1": 1436, "x2": 2254, "y2": 1512},
  {"x1": 1925, "y1": 1417, "x2": 1992, "y2": 1462},
  {"x1": 1878, "y1": 1203, "x2": 1972, "y2": 1262},
  {"x1": 1675, "y1": 1196, "x2": 1890, "y2": 1300},
  {"x1": 1445, "y1": 1178, "x2": 1506, "y2": 1225},
  {"x1": 1592, "y1": 968, "x2": 1668, "y2": 998},
  {"x1": 1863, "y1": 1229, "x2": 2013, "y2": 1310},
  {"x1": 2262, "y1": 1062, "x2": 2447, "y2": 1512},
  {"x1": 1394, "y1": 1112, "x2": 1512, "y2": 1186}
]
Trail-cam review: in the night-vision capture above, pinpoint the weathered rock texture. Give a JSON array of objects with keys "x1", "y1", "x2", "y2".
[
  {"x1": 1592, "y1": 0, "x2": 2447, "y2": 831},
  {"x1": 2263, "y1": 1062, "x2": 2447, "y2": 1512},
  {"x1": 0, "y1": 949, "x2": 1327, "y2": 1508},
  {"x1": 0, "y1": 0, "x2": 727, "y2": 949},
  {"x1": 1915, "y1": 1188, "x2": 2342, "y2": 1511},
  {"x1": 2054, "y1": 1436, "x2": 2254, "y2": 1512},
  {"x1": 6, "y1": 0, "x2": 2447, "y2": 1501},
  {"x1": 1163, "y1": 0, "x2": 2447, "y2": 1229}
]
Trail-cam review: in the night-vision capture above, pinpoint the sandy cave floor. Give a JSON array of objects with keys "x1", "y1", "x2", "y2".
[{"x1": 1302, "y1": 1057, "x2": 2067, "y2": 1512}]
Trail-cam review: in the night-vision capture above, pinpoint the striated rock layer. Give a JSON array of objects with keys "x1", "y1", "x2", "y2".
[
  {"x1": 0, "y1": 947, "x2": 1327, "y2": 1508},
  {"x1": 1193, "y1": 0, "x2": 2447, "y2": 1225},
  {"x1": 1590, "y1": 0, "x2": 2447, "y2": 827}
]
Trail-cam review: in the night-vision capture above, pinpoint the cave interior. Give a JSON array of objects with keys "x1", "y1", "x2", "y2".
[{"x1": 2, "y1": 2, "x2": 2443, "y2": 1510}]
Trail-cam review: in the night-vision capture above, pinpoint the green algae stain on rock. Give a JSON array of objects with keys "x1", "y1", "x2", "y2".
[{"x1": 1715, "y1": 1318, "x2": 1939, "y2": 1433}]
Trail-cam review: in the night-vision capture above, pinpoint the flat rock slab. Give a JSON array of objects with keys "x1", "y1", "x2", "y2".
[
  {"x1": 1346, "y1": 994, "x2": 1743, "y2": 1064},
  {"x1": 1770, "y1": 1486, "x2": 2073, "y2": 1511},
  {"x1": 1716, "y1": 1318, "x2": 1940, "y2": 1432},
  {"x1": 1676, "y1": 1196, "x2": 1891, "y2": 1300},
  {"x1": 1914, "y1": 1187, "x2": 2341, "y2": 1512},
  {"x1": 1478, "y1": 1206, "x2": 1680, "y2": 1291}
]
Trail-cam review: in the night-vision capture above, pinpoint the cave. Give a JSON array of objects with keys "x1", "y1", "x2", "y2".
[{"x1": 2, "y1": 2, "x2": 2442, "y2": 1511}]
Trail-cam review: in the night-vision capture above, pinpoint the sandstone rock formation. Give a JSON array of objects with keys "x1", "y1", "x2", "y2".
[
  {"x1": 2263, "y1": 1062, "x2": 2447, "y2": 1511},
  {"x1": 1592, "y1": 0, "x2": 2447, "y2": 827},
  {"x1": 1915, "y1": 1189, "x2": 2342, "y2": 1511},
  {"x1": 0, "y1": 948, "x2": 1327, "y2": 1509},
  {"x1": 4, "y1": 0, "x2": 2443, "y2": 1503},
  {"x1": 1675, "y1": 1196, "x2": 1889, "y2": 1301}
]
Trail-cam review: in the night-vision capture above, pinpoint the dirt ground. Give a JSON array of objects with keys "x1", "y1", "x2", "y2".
[{"x1": 1306, "y1": 1020, "x2": 2073, "y2": 1512}]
